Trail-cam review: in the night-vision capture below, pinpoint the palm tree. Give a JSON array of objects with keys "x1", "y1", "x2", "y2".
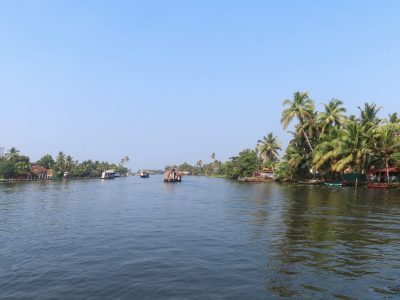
[
  {"x1": 281, "y1": 131, "x2": 313, "y2": 178},
  {"x1": 313, "y1": 126, "x2": 341, "y2": 172},
  {"x1": 281, "y1": 91, "x2": 315, "y2": 152},
  {"x1": 318, "y1": 99, "x2": 346, "y2": 134},
  {"x1": 196, "y1": 160, "x2": 203, "y2": 174},
  {"x1": 211, "y1": 153, "x2": 216, "y2": 161},
  {"x1": 65, "y1": 155, "x2": 74, "y2": 172},
  {"x1": 284, "y1": 145, "x2": 303, "y2": 179},
  {"x1": 374, "y1": 124, "x2": 400, "y2": 182},
  {"x1": 210, "y1": 153, "x2": 216, "y2": 173},
  {"x1": 301, "y1": 110, "x2": 320, "y2": 143},
  {"x1": 331, "y1": 120, "x2": 372, "y2": 175},
  {"x1": 55, "y1": 151, "x2": 66, "y2": 173},
  {"x1": 256, "y1": 133, "x2": 282, "y2": 172},
  {"x1": 388, "y1": 113, "x2": 399, "y2": 124},
  {"x1": 6, "y1": 147, "x2": 20, "y2": 161},
  {"x1": 358, "y1": 102, "x2": 381, "y2": 128}
]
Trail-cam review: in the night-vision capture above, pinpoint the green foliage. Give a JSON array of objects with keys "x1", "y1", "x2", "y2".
[
  {"x1": 15, "y1": 161, "x2": 30, "y2": 175},
  {"x1": 36, "y1": 154, "x2": 55, "y2": 169},
  {"x1": 391, "y1": 152, "x2": 400, "y2": 168},
  {"x1": 281, "y1": 94, "x2": 400, "y2": 181},
  {"x1": 256, "y1": 132, "x2": 282, "y2": 171},
  {"x1": 165, "y1": 150, "x2": 260, "y2": 180},
  {"x1": 0, "y1": 147, "x2": 129, "y2": 179},
  {"x1": 0, "y1": 160, "x2": 16, "y2": 179},
  {"x1": 223, "y1": 149, "x2": 261, "y2": 179}
]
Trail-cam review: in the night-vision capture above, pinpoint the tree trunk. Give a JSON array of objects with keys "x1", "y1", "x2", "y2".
[
  {"x1": 385, "y1": 155, "x2": 390, "y2": 183},
  {"x1": 302, "y1": 128, "x2": 314, "y2": 153},
  {"x1": 298, "y1": 111, "x2": 314, "y2": 153}
]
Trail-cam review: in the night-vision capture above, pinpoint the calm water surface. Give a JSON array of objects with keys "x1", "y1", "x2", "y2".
[{"x1": 1, "y1": 176, "x2": 400, "y2": 299}]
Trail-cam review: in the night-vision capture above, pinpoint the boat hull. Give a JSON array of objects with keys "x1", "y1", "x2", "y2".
[
  {"x1": 367, "y1": 183, "x2": 390, "y2": 189},
  {"x1": 164, "y1": 179, "x2": 181, "y2": 183}
]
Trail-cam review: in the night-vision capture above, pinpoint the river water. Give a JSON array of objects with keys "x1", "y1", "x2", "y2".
[{"x1": 1, "y1": 176, "x2": 400, "y2": 299}]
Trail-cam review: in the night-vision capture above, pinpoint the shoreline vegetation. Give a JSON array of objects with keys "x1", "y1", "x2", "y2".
[
  {"x1": 2, "y1": 92, "x2": 400, "y2": 187},
  {"x1": 166, "y1": 92, "x2": 400, "y2": 186},
  {"x1": 0, "y1": 150, "x2": 130, "y2": 182}
]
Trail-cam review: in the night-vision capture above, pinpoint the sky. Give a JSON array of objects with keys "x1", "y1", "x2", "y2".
[{"x1": 1, "y1": 0, "x2": 399, "y2": 170}]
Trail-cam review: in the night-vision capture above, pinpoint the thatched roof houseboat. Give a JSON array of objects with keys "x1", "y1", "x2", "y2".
[{"x1": 164, "y1": 168, "x2": 182, "y2": 182}]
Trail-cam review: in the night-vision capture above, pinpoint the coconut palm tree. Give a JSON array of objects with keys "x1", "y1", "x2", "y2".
[
  {"x1": 210, "y1": 153, "x2": 216, "y2": 173},
  {"x1": 281, "y1": 91, "x2": 315, "y2": 152},
  {"x1": 196, "y1": 160, "x2": 203, "y2": 174},
  {"x1": 6, "y1": 147, "x2": 20, "y2": 161},
  {"x1": 331, "y1": 120, "x2": 372, "y2": 174},
  {"x1": 318, "y1": 99, "x2": 346, "y2": 134},
  {"x1": 211, "y1": 153, "x2": 216, "y2": 161},
  {"x1": 374, "y1": 124, "x2": 400, "y2": 182},
  {"x1": 65, "y1": 155, "x2": 74, "y2": 172},
  {"x1": 282, "y1": 131, "x2": 313, "y2": 178},
  {"x1": 388, "y1": 113, "x2": 399, "y2": 124},
  {"x1": 120, "y1": 156, "x2": 130, "y2": 167},
  {"x1": 301, "y1": 110, "x2": 320, "y2": 144},
  {"x1": 313, "y1": 126, "x2": 341, "y2": 172},
  {"x1": 358, "y1": 102, "x2": 381, "y2": 128},
  {"x1": 55, "y1": 152, "x2": 66, "y2": 174},
  {"x1": 257, "y1": 133, "x2": 282, "y2": 172}
]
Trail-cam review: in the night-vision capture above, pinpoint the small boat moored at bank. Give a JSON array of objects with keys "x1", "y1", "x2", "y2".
[
  {"x1": 324, "y1": 182, "x2": 343, "y2": 187},
  {"x1": 367, "y1": 183, "x2": 390, "y2": 189}
]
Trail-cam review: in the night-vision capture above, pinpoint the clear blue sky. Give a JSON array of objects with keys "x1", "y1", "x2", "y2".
[{"x1": 1, "y1": 1, "x2": 399, "y2": 169}]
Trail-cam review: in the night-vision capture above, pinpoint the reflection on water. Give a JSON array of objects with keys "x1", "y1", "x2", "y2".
[{"x1": 0, "y1": 177, "x2": 399, "y2": 299}]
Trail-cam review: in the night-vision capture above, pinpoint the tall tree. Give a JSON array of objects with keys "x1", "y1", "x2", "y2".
[
  {"x1": 374, "y1": 124, "x2": 400, "y2": 182},
  {"x1": 196, "y1": 160, "x2": 203, "y2": 174},
  {"x1": 0, "y1": 160, "x2": 16, "y2": 179},
  {"x1": 5, "y1": 147, "x2": 20, "y2": 161},
  {"x1": 331, "y1": 120, "x2": 372, "y2": 174},
  {"x1": 36, "y1": 154, "x2": 55, "y2": 169},
  {"x1": 211, "y1": 153, "x2": 216, "y2": 161},
  {"x1": 55, "y1": 151, "x2": 66, "y2": 174},
  {"x1": 211, "y1": 153, "x2": 216, "y2": 173},
  {"x1": 65, "y1": 155, "x2": 74, "y2": 172},
  {"x1": 318, "y1": 99, "x2": 346, "y2": 134},
  {"x1": 358, "y1": 102, "x2": 381, "y2": 128},
  {"x1": 388, "y1": 113, "x2": 399, "y2": 124},
  {"x1": 281, "y1": 92, "x2": 315, "y2": 152},
  {"x1": 256, "y1": 133, "x2": 282, "y2": 172}
]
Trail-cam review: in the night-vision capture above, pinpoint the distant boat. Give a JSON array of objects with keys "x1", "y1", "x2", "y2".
[
  {"x1": 101, "y1": 170, "x2": 116, "y2": 179},
  {"x1": 163, "y1": 168, "x2": 182, "y2": 182},
  {"x1": 140, "y1": 171, "x2": 150, "y2": 178}
]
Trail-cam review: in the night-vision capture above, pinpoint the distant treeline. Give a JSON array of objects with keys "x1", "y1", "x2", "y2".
[{"x1": 0, "y1": 149, "x2": 130, "y2": 179}]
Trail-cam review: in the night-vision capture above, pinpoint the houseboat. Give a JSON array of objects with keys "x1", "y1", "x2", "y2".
[
  {"x1": 101, "y1": 170, "x2": 116, "y2": 179},
  {"x1": 140, "y1": 171, "x2": 150, "y2": 178},
  {"x1": 163, "y1": 168, "x2": 182, "y2": 182}
]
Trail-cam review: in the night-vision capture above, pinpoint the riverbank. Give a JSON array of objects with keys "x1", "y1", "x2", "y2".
[{"x1": 0, "y1": 176, "x2": 106, "y2": 183}]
